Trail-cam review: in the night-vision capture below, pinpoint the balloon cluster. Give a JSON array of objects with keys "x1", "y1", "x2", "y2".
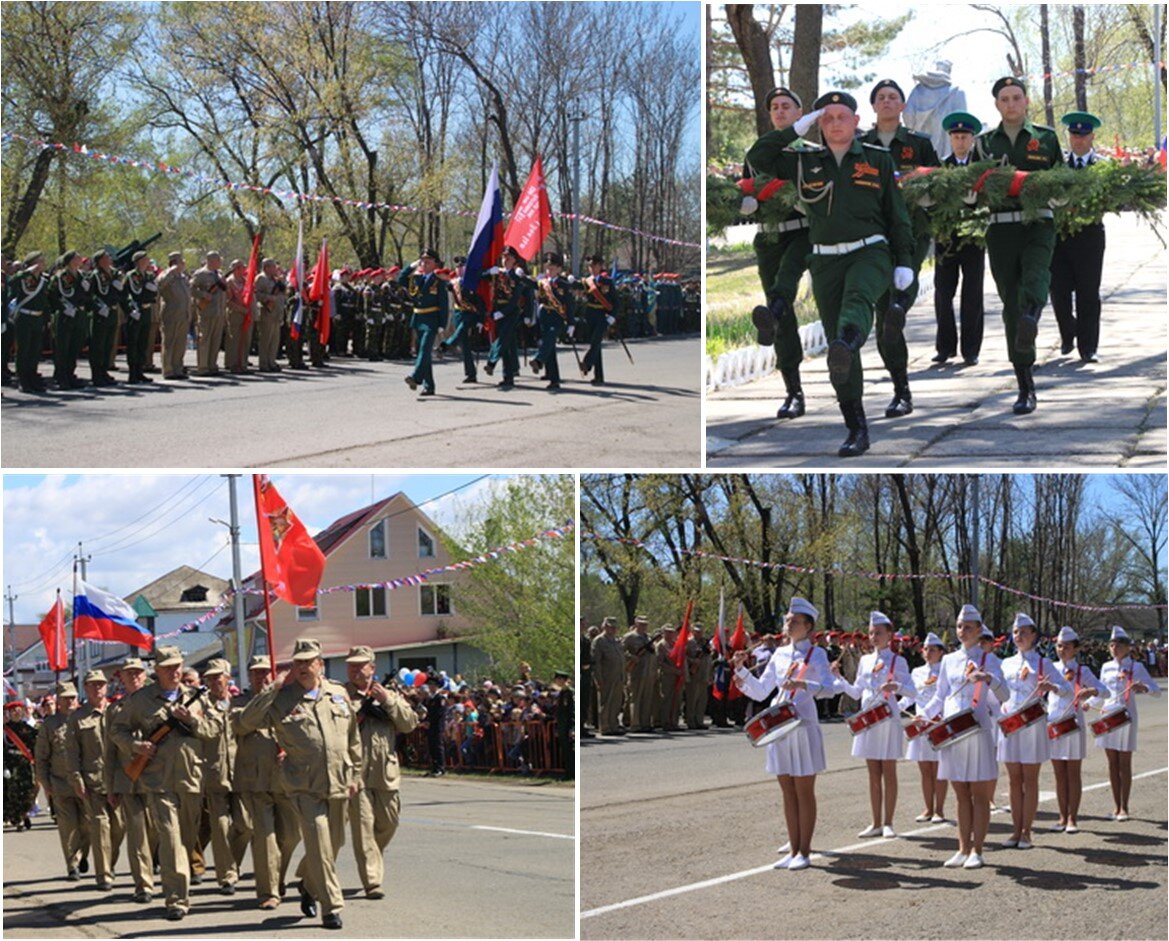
[{"x1": 397, "y1": 667, "x2": 431, "y2": 688}]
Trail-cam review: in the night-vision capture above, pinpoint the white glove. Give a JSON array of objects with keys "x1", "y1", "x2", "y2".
[
  {"x1": 962, "y1": 190, "x2": 978, "y2": 206},
  {"x1": 566, "y1": 275, "x2": 576, "y2": 283},
  {"x1": 513, "y1": 266, "x2": 525, "y2": 277},
  {"x1": 477, "y1": 323, "x2": 485, "y2": 333},
  {"x1": 792, "y1": 108, "x2": 824, "y2": 137},
  {"x1": 64, "y1": 304, "x2": 76, "y2": 318},
  {"x1": 493, "y1": 311, "x2": 504, "y2": 321},
  {"x1": 485, "y1": 266, "x2": 502, "y2": 275},
  {"x1": 112, "y1": 276, "x2": 124, "y2": 290},
  {"x1": 739, "y1": 195, "x2": 759, "y2": 216},
  {"x1": 893, "y1": 267, "x2": 914, "y2": 292},
  {"x1": 524, "y1": 317, "x2": 535, "y2": 327},
  {"x1": 606, "y1": 315, "x2": 616, "y2": 326},
  {"x1": 1049, "y1": 196, "x2": 1069, "y2": 208},
  {"x1": 97, "y1": 304, "x2": 110, "y2": 318},
  {"x1": 145, "y1": 281, "x2": 158, "y2": 292},
  {"x1": 130, "y1": 308, "x2": 141, "y2": 321},
  {"x1": 567, "y1": 326, "x2": 575, "y2": 339},
  {"x1": 916, "y1": 194, "x2": 935, "y2": 208}
]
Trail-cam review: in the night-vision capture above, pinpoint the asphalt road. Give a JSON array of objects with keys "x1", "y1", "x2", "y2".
[
  {"x1": 580, "y1": 696, "x2": 1168, "y2": 941},
  {"x1": 1, "y1": 335, "x2": 700, "y2": 469},
  {"x1": 707, "y1": 213, "x2": 1167, "y2": 467},
  {"x1": 3, "y1": 775, "x2": 575, "y2": 939}
]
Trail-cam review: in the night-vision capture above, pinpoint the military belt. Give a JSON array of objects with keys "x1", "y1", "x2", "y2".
[
  {"x1": 811, "y1": 234, "x2": 887, "y2": 256},
  {"x1": 762, "y1": 217, "x2": 810, "y2": 234},
  {"x1": 989, "y1": 209, "x2": 1054, "y2": 224}
]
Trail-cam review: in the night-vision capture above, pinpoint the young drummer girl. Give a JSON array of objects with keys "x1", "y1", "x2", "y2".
[
  {"x1": 732, "y1": 597, "x2": 832, "y2": 872},
  {"x1": 900, "y1": 631, "x2": 949, "y2": 823},
  {"x1": 1047, "y1": 626, "x2": 1102, "y2": 834},
  {"x1": 830, "y1": 611, "x2": 914, "y2": 838}
]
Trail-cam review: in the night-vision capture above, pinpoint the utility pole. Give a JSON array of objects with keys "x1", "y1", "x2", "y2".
[
  {"x1": 971, "y1": 476, "x2": 981, "y2": 609},
  {"x1": 5, "y1": 585, "x2": 20, "y2": 699},
  {"x1": 569, "y1": 98, "x2": 585, "y2": 276},
  {"x1": 223, "y1": 475, "x2": 247, "y2": 677}
]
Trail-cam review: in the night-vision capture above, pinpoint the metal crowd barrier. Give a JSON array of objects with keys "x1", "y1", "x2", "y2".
[{"x1": 400, "y1": 719, "x2": 565, "y2": 776}]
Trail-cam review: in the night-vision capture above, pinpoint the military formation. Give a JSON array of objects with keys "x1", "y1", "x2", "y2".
[
  {"x1": 5, "y1": 640, "x2": 417, "y2": 931},
  {"x1": 745, "y1": 77, "x2": 1113, "y2": 458},
  {"x1": 2, "y1": 240, "x2": 699, "y2": 397}
]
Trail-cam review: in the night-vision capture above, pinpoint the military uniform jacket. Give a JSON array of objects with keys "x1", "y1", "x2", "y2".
[
  {"x1": 975, "y1": 120, "x2": 1062, "y2": 210},
  {"x1": 125, "y1": 268, "x2": 159, "y2": 316},
  {"x1": 583, "y1": 274, "x2": 615, "y2": 312},
  {"x1": 50, "y1": 270, "x2": 89, "y2": 318},
  {"x1": 156, "y1": 266, "x2": 191, "y2": 317},
  {"x1": 622, "y1": 630, "x2": 657, "y2": 681},
  {"x1": 237, "y1": 678, "x2": 362, "y2": 800},
  {"x1": 537, "y1": 275, "x2": 572, "y2": 320},
  {"x1": 109, "y1": 683, "x2": 212, "y2": 794},
  {"x1": 252, "y1": 272, "x2": 286, "y2": 319},
  {"x1": 231, "y1": 689, "x2": 285, "y2": 793},
  {"x1": 860, "y1": 125, "x2": 940, "y2": 172},
  {"x1": 396, "y1": 265, "x2": 449, "y2": 327},
  {"x1": 344, "y1": 682, "x2": 419, "y2": 792},
  {"x1": 686, "y1": 637, "x2": 712, "y2": 683},
  {"x1": 65, "y1": 702, "x2": 110, "y2": 793},
  {"x1": 6, "y1": 270, "x2": 50, "y2": 318},
  {"x1": 746, "y1": 126, "x2": 914, "y2": 267},
  {"x1": 34, "y1": 712, "x2": 75, "y2": 796},
  {"x1": 655, "y1": 639, "x2": 683, "y2": 683},
  {"x1": 102, "y1": 697, "x2": 140, "y2": 795},
  {"x1": 201, "y1": 695, "x2": 236, "y2": 792},
  {"x1": 490, "y1": 269, "x2": 528, "y2": 317},
  {"x1": 591, "y1": 633, "x2": 625, "y2": 681},
  {"x1": 224, "y1": 273, "x2": 251, "y2": 316},
  {"x1": 90, "y1": 268, "x2": 125, "y2": 320},
  {"x1": 190, "y1": 267, "x2": 228, "y2": 315},
  {"x1": 362, "y1": 285, "x2": 384, "y2": 322}
]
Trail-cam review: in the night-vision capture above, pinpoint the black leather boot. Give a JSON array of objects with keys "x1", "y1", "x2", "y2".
[
  {"x1": 883, "y1": 290, "x2": 910, "y2": 346},
  {"x1": 884, "y1": 368, "x2": 913, "y2": 417},
  {"x1": 751, "y1": 305, "x2": 775, "y2": 346},
  {"x1": 1012, "y1": 363, "x2": 1037, "y2": 414},
  {"x1": 837, "y1": 400, "x2": 871, "y2": 458},
  {"x1": 776, "y1": 368, "x2": 805, "y2": 420},
  {"x1": 1015, "y1": 304, "x2": 1041, "y2": 351},
  {"x1": 827, "y1": 324, "x2": 864, "y2": 388}
]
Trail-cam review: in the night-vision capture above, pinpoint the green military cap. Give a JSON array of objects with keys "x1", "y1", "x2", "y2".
[
  {"x1": 247, "y1": 655, "x2": 271, "y2": 672},
  {"x1": 765, "y1": 87, "x2": 802, "y2": 110},
  {"x1": 154, "y1": 645, "x2": 183, "y2": 667},
  {"x1": 91, "y1": 249, "x2": 109, "y2": 264},
  {"x1": 291, "y1": 638, "x2": 322, "y2": 661},
  {"x1": 870, "y1": 78, "x2": 906, "y2": 104},
  {"x1": 131, "y1": 250, "x2": 148, "y2": 263},
  {"x1": 202, "y1": 658, "x2": 231, "y2": 677},
  {"x1": 813, "y1": 90, "x2": 858, "y2": 112},
  {"x1": 58, "y1": 250, "x2": 78, "y2": 268},
  {"x1": 167, "y1": 251, "x2": 183, "y2": 264},
  {"x1": 228, "y1": 258, "x2": 245, "y2": 271},
  {"x1": 83, "y1": 670, "x2": 107, "y2": 685},
  {"x1": 633, "y1": 615, "x2": 649, "y2": 625},
  {"x1": 120, "y1": 657, "x2": 147, "y2": 672},
  {"x1": 553, "y1": 669, "x2": 571, "y2": 680},
  {"x1": 1061, "y1": 111, "x2": 1101, "y2": 135},
  {"x1": 22, "y1": 251, "x2": 44, "y2": 267},
  {"x1": 205, "y1": 250, "x2": 221, "y2": 261},
  {"x1": 992, "y1": 76, "x2": 1026, "y2": 97},
  {"x1": 601, "y1": 616, "x2": 617, "y2": 627},
  {"x1": 345, "y1": 645, "x2": 375, "y2": 664},
  {"x1": 942, "y1": 111, "x2": 983, "y2": 135},
  {"x1": 691, "y1": 622, "x2": 705, "y2": 633},
  {"x1": 55, "y1": 682, "x2": 78, "y2": 698},
  {"x1": 261, "y1": 257, "x2": 276, "y2": 268}
]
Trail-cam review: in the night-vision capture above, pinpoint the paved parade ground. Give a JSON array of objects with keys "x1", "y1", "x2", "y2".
[
  {"x1": 3, "y1": 776, "x2": 574, "y2": 939},
  {"x1": 1, "y1": 335, "x2": 700, "y2": 469},
  {"x1": 580, "y1": 697, "x2": 1168, "y2": 941},
  {"x1": 707, "y1": 213, "x2": 1167, "y2": 468}
]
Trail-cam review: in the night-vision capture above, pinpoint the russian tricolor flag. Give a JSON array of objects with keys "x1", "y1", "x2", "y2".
[
  {"x1": 462, "y1": 162, "x2": 506, "y2": 334},
  {"x1": 73, "y1": 580, "x2": 153, "y2": 651}
]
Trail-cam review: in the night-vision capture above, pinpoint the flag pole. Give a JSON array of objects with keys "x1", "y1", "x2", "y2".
[
  {"x1": 54, "y1": 589, "x2": 62, "y2": 687},
  {"x1": 70, "y1": 564, "x2": 78, "y2": 689},
  {"x1": 251, "y1": 474, "x2": 279, "y2": 681}
]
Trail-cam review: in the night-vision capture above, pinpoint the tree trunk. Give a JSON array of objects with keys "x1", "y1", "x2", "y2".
[
  {"x1": 1073, "y1": 6, "x2": 1088, "y2": 109},
  {"x1": 726, "y1": 5, "x2": 775, "y2": 138},
  {"x1": 2, "y1": 148, "x2": 57, "y2": 255},
  {"x1": 1040, "y1": 6, "x2": 1055, "y2": 127},
  {"x1": 790, "y1": 5, "x2": 823, "y2": 121}
]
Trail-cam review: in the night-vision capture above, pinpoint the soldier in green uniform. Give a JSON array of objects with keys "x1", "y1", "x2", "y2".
[
  {"x1": 579, "y1": 254, "x2": 617, "y2": 386},
  {"x1": 7, "y1": 251, "x2": 51, "y2": 393},
  {"x1": 749, "y1": 87, "x2": 813, "y2": 420},
  {"x1": 86, "y1": 250, "x2": 123, "y2": 387},
  {"x1": 862, "y1": 79, "x2": 941, "y2": 417},
  {"x1": 49, "y1": 251, "x2": 91, "y2": 390},
  {"x1": 440, "y1": 256, "x2": 484, "y2": 382},
  {"x1": 1, "y1": 253, "x2": 14, "y2": 386},
  {"x1": 4, "y1": 700, "x2": 38, "y2": 830},
  {"x1": 397, "y1": 248, "x2": 448, "y2": 396},
  {"x1": 747, "y1": 90, "x2": 915, "y2": 457},
  {"x1": 485, "y1": 246, "x2": 530, "y2": 388},
  {"x1": 123, "y1": 252, "x2": 158, "y2": 384},
  {"x1": 974, "y1": 77, "x2": 1062, "y2": 414},
  {"x1": 532, "y1": 251, "x2": 573, "y2": 390}
]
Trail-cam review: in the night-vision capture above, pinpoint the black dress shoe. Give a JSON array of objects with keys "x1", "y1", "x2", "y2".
[
  {"x1": 498, "y1": 379, "x2": 514, "y2": 388},
  {"x1": 323, "y1": 913, "x2": 343, "y2": 930},
  {"x1": 404, "y1": 375, "x2": 418, "y2": 390},
  {"x1": 531, "y1": 359, "x2": 543, "y2": 374},
  {"x1": 420, "y1": 388, "x2": 435, "y2": 396},
  {"x1": 166, "y1": 908, "x2": 185, "y2": 921},
  {"x1": 96, "y1": 880, "x2": 113, "y2": 891},
  {"x1": 1081, "y1": 352, "x2": 1098, "y2": 363},
  {"x1": 366, "y1": 887, "x2": 385, "y2": 899},
  {"x1": 132, "y1": 890, "x2": 152, "y2": 903},
  {"x1": 962, "y1": 357, "x2": 979, "y2": 366},
  {"x1": 220, "y1": 882, "x2": 236, "y2": 895},
  {"x1": 547, "y1": 381, "x2": 561, "y2": 389},
  {"x1": 464, "y1": 375, "x2": 477, "y2": 383},
  {"x1": 299, "y1": 882, "x2": 317, "y2": 918},
  {"x1": 67, "y1": 868, "x2": 80, "y2": 882},
  {"x1": 931, "y1": 353, "x2": 951, "y2": 364},
  {"x1": 484, "y1": 361, "x2": 496, "y2": 376},
  {"x1": 1061, "y1": 341, "x2": 1075, "y2": 355},
  {"x1": 79, "y1": 856, "x2": 89, "y2": 874}
]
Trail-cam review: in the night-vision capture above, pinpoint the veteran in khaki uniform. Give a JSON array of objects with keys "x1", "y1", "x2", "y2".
[
  {"x1": 109, "y1": 645, "x2": 212, "y2": 922},
  {"x1": 232, "y1": 656, "x2": 301, "y2": 910},
  {"x1": 223, "y1": 259, "x2": 254, "y2": 374},
  {"x1": 591, "y1": 617, "x2": 626, "y2": 735},
  {"x1": 103, "y1": 656, "x2": 158, "y2": 903},
  {"x1": 685, "y1": 625, "x2": 712, "y2": 730},
  {"x1": 655, "y1": 626, "x2": 684, "y2": 731},
  {"x1": 344, "y1": 645, "x2": 419, "y2": 899},
  {"x1": 35, "y1": 682, "x2": 90, "y2": 880},
  {"x1": 237, "y1": 639, "x2": 361, "y2": 931},
  {"x1": 622, "y1": 617, "x2": 658, "y2": 732},
  {"x1": 189, "y1": 251, "x2": 229, "y2": 376},
  {"x1": 199, "y1": 658, "x2": 246, "y2": 894},
  {"x1": 65, "y1": 670, "x2": 123, "y2": 891},
  {"x1": 156, "y1": 252, "x2": 192, "y2": 380},
  {"x1": 252, "y1": 259, "x2": 286, "y2": 372}
]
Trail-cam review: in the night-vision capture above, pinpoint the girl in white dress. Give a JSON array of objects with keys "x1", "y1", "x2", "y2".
[
  {"x1": 1089, "y1": 625, "x2": 1162, "y2": 821},
  {"x1": 1047, "y1": 626, "x2": 1102, "y2": 834},
  {"x1": 830, "y1": 611, "x2": 915, "y2": 838},
  {"x1": 923, "y1": 606, "x2": 1007, "y2": 870},
  {"x1": 733, "y1": 597, "x2": 832, "y2": 872},
  {"x1": 997, "y1": 613, "x2": 1068, "y2": 849},
  {"x1": 900, "y1": 632, "x2": 948, "y2": 823}
]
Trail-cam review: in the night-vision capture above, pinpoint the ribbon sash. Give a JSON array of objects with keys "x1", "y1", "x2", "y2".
[{"x1": 4, "y1": 724, "x2": 34, "y2": 764}]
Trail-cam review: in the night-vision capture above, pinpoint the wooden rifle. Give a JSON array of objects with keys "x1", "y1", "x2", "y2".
[{"x1": 123, "y1": 686, "x2": 207, "y2": 783}]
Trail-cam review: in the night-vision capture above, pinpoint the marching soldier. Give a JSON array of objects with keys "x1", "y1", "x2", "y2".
[
  {"x1": 49, "y1": 251, "x2": 90, "y2": 390},
  {"x1": 621, "y1": 616, "x2": 658, "y2": 732},
  {"x1": 252, "y1": 259, "x2": 286, "y2": 373},
  {"x1": 863, "y1": 78, "x2": 940, "y2": 418},
  {"x1": 974, "y1": 77, "x2": 1062, "y2": 414},
  {"x1": 591, "y1": 617, "x2": 625, "y2": 735},
  {"x1": 237, "y1": 639, "x2": 360, "y2": 931},
  {"x1": 440, "y1": 255, "x2": 484, "y2": 382},
  {"x1": 746, "y1": 90, "x2": 914, "y2": 457},
  {"x1": 485, "y1": 246, "x2": 530, "y2": 388},
  {"x1": 199, "y1": 659, "x2": 245, "y2": 894},
  {"x1": 65, "y1": 670, "x2": 123, "y2": 891},
  {"x1": 109, "y1": 645, "x2": 211, "y2": 922},
  {"x1": 932, "y1": 112, "x2": 986, "y2": 366},
  {"x1": 156, "y1": 252, "x2": 192, "y2": 381},
  {"x1": 7, "y1": 251, "x2": 51, "y2": 393},
  {"x1": 344, "y1": 645, "x2": 419, "y2": 900},
  {"x1": 224, "y1": 259, "x2": 254, "y2": 374},
  {"x1": 579, "y1": 254, "x2": 616, "y2": 386},
  {"x1": 4, "y1": 700, "x2": 38, "y2": 830},
  {"x1": 397, "y1": 249, "x2": 449, "y2": 396},
  {"x1": 749, "y1": 87, "x2": 813, "y2": 421},
  {"x1": 655, "y1": 626, "x2": 684, "y2": 731},
  {"x1": 190, "y1": 251, "x2": 228, "y2": 376},
  {"x1": 123, "y1": 251, "x2": 158, "y2": 384},
  {"x1": 685, "y1": 624, "x2": 712, "y2": 730},
  {"x1": 35, "y1": 682, "x2": 90, "y2": 879},
  {"x1": 87, "y1": 250, "x2": 124, "y2": 387},
  {"x1": 1050, "y1": 111, "x2": 1107, "y2": 363},
  {"x1": 532, "y1": 251, "x2": 574, "y2": 390},
  {"x1": 362, "y1": 269, "x2": 387, "y2": 363}
]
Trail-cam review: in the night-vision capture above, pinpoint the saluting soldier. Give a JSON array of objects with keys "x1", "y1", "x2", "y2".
[
  {"x1": 974, "y1": 77, "x2": 1062, "y2": 414},
  {"x1": 932, "y1": 112, "x2": 987, "y2": 366},
  {"x1": 36, "y1": 682, "x2": 90, "y2": 880},
  {"x1": 190, "y1": 251, "x2": 229, "y2": 376},
  {"x1": 1050, "y1": 111, "x2": 1107, "y2": 363},
  {"x1": 198, "y1": 659, "x2": 245, "y2": 894},
  {"x1": 49, "y1": 251, "x2": 91, "y2": 390},
  {"x1": 579, "y1": 254, "x2": 616, "y2": 386},
  {"x1": 123, "y1": 252, "x2": 158, "y2": 385},
  {"x1": 440, "y1": 256, "x2": 484, "y2": 382},
  {"x1": 655, "y1": 626, "x2": 684, "y2": 731},
  {"x1": 109, "y1": 645, "x2": 212, "y2": 922},
  {"x1": 746, "y1": 90, "x2": 915, "y2": 457},
  {"x1": 343, "y1": 645, "x2": 419, "y2": 900},
  {"x1": 224, "y1": 259, "x2": 254, "y2": 374},
  {"x1": 533, "y1": 251, "x2": 574, "y2": 390},
  {"x1": 749, "y1": 87, "x2": 813, "y2": 420},
  {"x1": 621, "y1": 616, "x2": 658, "y2": 732},
  {"x1": 237, "y1": 639, "x2": 360, "y2": 931},
  {"x1": 7, "y1": 251, "x2": 51, "y2": 393},
  {"x1": 862, "y1": 78, "x2": 941, "y2": 418},
  {"x1": 156, "y1": 252, "x2": 192, "y2": 381},
  {"x1": 252, "y1": 259, "x2": 286, "y2": 373},
  {"x1": 87, "y1": 250, "x2": 124, "y2": 387},
  {"x1": 685, "y1": 625, "x2": 712, "y2": 730},
  {"x1": 485, "y1": 246, "x2": 530, "y2": 388},
  {"x1": 591, "y1": 617, "x2": 626, "y2": 735},
  {"x1": 397, "y1": 249, "x2": 449, "y2": 397},
  {"x1": 65, "y1": 670, "x2": 123, "y2": 891}
]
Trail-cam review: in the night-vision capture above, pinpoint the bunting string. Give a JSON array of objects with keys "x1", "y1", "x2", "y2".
[
  {"x1": 583, "y1": 532, "x2": 1168, "y2": 613},
  {"x1": 1, "y1": 132, "x2": 701, "y2": 250}
]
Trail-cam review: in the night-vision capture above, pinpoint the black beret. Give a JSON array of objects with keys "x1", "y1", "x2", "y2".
[
  {"x1": 542, "y1": 251, "x2": 564, "y2": 267},
  {"x1": 870, "y1": 79, "x2": 905, "y2": 105},
  {"x1": 586, "y1": 253, "x2": 605, "y2": 265},
  {"x1": 503, "y1": 245, "x2": 526, "y2": 264},
  {"x1": 992, "y1": 76, "x2": 1026, "y2": 97}
]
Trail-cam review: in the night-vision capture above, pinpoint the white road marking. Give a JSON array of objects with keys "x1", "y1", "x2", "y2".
[
  {"x1": 472, "y1": 825, "x2": 575, "y2": 840},
  {"x1": 581, "y1": 766, "x2": 1168, "y2": 919}
]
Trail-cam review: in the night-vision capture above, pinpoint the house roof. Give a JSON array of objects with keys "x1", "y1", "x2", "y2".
[
  {"x1": 3, "y1": 624, "x2": 44, "y2": 660},
  {"x1": 127, "y1": 565, "x2": 232, "y2": 613}
]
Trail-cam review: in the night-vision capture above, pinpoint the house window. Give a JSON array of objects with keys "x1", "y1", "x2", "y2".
[
  {"x1": 296, "y1": 605, "x2": 319, "y2": 621},
  {"x1": 369, "y1": 520, "x2": 387, "y2": 559},
  {"x1": 418, "y1": 527, "x2": 435, "y2": 558},
  {"x1": 180, "y1": 585, "x2": 209, "y2": 603},
  {"x1": 355, "y1": 586, "x2": 388, "y2": 619},
  {"x1": 420, "y1": 583, "x2": 451, "y2": 616}
]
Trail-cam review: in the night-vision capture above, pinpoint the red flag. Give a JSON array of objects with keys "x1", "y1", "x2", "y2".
[
  {"x1": 727, "y1": 604, "x2": 748, "y2": 701},
  {"x1": 38, "y1": 594, "x2": 68, "y2": 672},
  {"x1": 503, "y1": 155, "x2": 553, "y2": 263},
  {"x1": 253, "y1": 475, "x2": 326, "y2": 607},
  {"x1": 241, "y1": 229, "x2": 263, "y2": 333},
  {"x1": 670, "y1": 599, "x2": 695, "y2": 692},
  {"x1": 308, "y1": 238, "x2": 331, "y2": 347}
]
